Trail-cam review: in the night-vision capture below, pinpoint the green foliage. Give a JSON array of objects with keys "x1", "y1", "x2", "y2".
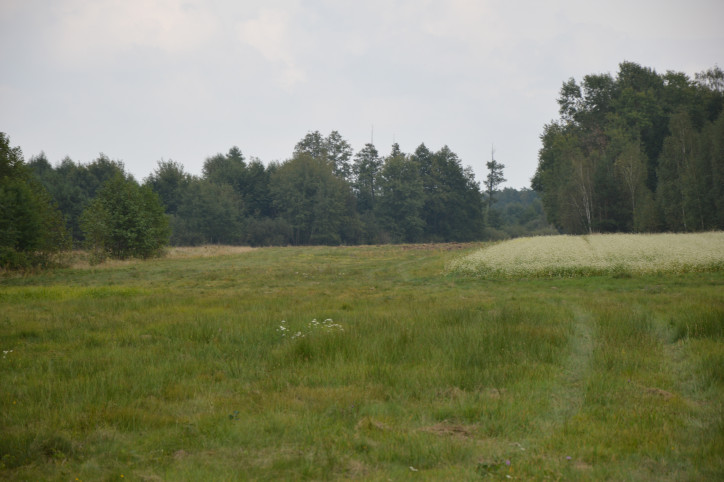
[
  {"x1": 612, "y1": 137, "x2": 647, "y2": 230},
  {"x1": 0, "y1": 133, "x2": 69, "y2": 269},
  {"x1": 145, "y1": 154, "x2": 277, "y2": 246},
  {"x1": 294, "y1": 130, "x2": 327, "y2": 159},
  {"x1": 241, "y1": 159, "x2": 274, "y2": 218},
  {"x1": 352, "y1": 143, "x2": 382, "y2": 214},
  {"x1": 706, "y1": 111, "x2": 724, "y2": 227},
  {"x1": 294, "y1": 130, "x2": 353, "y2": 180},
  {"x1": 22, "y1": 126, "x2": 497, "y2": 247},
  {"x1": 144, "y1": 159, "x2": 191, "y2": 215},
  {"x1": 414, "y1": 144, "x2": 485, "y2": 241},
  {"x1": 484, "y1": 155, "x2": 506, "y2": 221},
  {"x1": 199, "y1": 148, "x2": 275, "y2": 221},
  {"x1": 375, "y1": 145, "x2": 425, "y2": 242},
  {"x1": 202, "y1": 147, "x2": 246, "y2": 190},
  {"x1": 169, "y1": 179, "x2": 244, "y2": 246},
  {"x1": 244, "y1": 217, "x2": 292, "y2": 246},
  {"x1": 534, "y1": 62, "x2": 724, "y2": 234},
  {"x1": 270, "y1": 153, "x2": 358, "y2": 245},
  {"x1": 493, "y1": 188, "x2": 557, "y2": 237},
  {"x1": 81, "y1": 173, "x2": 169, "y2": 262},
  {"x1": 23, "y1": 131, "x2": 499, "y2": 248},
  {"x1": 28, "y1": 154, "x2": 126, "y2": 244}
]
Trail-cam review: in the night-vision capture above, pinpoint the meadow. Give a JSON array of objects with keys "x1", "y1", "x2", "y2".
[{"x1": 1, "y1": 237, "x2": 723, "y2": 480}]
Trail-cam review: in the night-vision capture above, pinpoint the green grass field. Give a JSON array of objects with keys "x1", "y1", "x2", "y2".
[{"x1": 1, "y1": 239, "x2": 723, "y2": 480}]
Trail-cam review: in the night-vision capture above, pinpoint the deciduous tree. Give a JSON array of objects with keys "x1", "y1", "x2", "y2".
[
  {"x1": 0, "y1": 133, "x2": 69, "y2": 269},
  {"x1": 144, "y1": 160, "x2": 191, "y2": 215},
  {"x1": 271, "y1": 153, "x2": 357, "y2": 245},
  {"x1": 484, "y1": 149, "x2": 506, "y2": 222},
  {"x1": 352, "y1": 143, "x2": 381, "y2": 214},
  {"x1": 82, "y1": 173, "x2": 169, "y2": 262},
  {"x1": 534, "y1": 62, "x2": 723, "y2": 234},
  {"x1": 375, "y1": 144, "x2": 424, "y2": 242}
]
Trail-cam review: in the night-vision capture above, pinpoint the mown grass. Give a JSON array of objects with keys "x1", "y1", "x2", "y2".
[{"x1": 1, "y1": 243, "x2": 722, "y2": 480}]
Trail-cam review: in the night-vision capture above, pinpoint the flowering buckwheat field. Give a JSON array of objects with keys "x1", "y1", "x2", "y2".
[{"x1": 450, "y1": 232, "x2": 724, "y2": 278}]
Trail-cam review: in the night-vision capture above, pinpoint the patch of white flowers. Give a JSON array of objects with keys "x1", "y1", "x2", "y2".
[
  {"x1": 277, "y1": 318, "x2": 344, "y2": 339},
  {"x1": 449, "y1": 232, "x2": 724, "y2": 278}
]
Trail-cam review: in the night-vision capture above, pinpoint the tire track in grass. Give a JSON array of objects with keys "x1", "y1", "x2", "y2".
[
  {"x1": 661, "y1": 312, "x2": 724, "y2": 478},
  {"x1": 504, "y1": 304, "x2": 595, "y2": 478},
  {"x1": 548, "y1": 305, "x2": 595, "y2": 424},
  {"x1": 540, "y1": 299, "x2": 718, "y2": 479},
  {"x1": 499, "y1": 303, "x2": 597, "y2": 478}
]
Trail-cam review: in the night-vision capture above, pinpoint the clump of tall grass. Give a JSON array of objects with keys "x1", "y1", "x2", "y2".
[{"x1": 449, "y1": 232, "x2": 724, "y2": 278}]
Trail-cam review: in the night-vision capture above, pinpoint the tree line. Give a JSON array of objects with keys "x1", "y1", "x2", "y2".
[
  {"x1": 533, "y1": 61, "x2": 724, "y2": 234},
  {"x1": 8, "y1": 60, "x2": 717, "y2": 269},
  {"x1": 1, "y1": 144, "x2": 171, "y2": 267},
  {"x1": 41, "y1": 136, "x2": 504, "y2": 247},
  {"x1": 4, "y1": 129, "x2": 552, "y2": 268}
]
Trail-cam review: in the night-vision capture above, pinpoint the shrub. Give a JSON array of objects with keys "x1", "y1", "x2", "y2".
[
  {"x1": 81, "y1": 174, "x2": 169, "y2": 262},
  {"x1": 0, "y1": 133, "x2": 69, "y2": 269}
]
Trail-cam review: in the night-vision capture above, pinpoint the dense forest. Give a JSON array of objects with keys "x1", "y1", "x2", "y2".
[
  {"x1": 533, "y1": 61, "x2": 724, "y2": 234},
  {"x1": 2, "y1": 128, "x2": 551, "y2": 267},
  {"x1": 24, "y1": 134, "x2": 548, "y2": 251}
]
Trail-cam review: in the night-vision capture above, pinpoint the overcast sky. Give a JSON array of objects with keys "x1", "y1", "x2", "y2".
[{"x1": 1, "y1": 0, "x2": 722, "y2": 189}]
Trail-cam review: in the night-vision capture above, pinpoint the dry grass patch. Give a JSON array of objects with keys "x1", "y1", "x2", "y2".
[
  {"x1": 63, "y1": 245, "x2": 255, "y2": 268},
  {"x1": 165, "y1": 245, "x2": 255, "y2": 259},
  {"x1": 419, "y1": 422, "x2": 477, "y2": 438}
]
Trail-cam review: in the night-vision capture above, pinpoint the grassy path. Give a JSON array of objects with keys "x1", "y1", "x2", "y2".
[{"x1": 546, "y1": 305, "x2": 594, "y2": 432}]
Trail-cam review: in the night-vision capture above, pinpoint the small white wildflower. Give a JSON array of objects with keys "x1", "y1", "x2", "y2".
[{"x1": 320, "y1": 319, "x2": 344, "y2": 331}]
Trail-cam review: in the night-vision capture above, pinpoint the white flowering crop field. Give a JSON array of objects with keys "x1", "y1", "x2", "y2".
[{"x1": 450, "y1": 232, "x2": 724, "y2": 278}]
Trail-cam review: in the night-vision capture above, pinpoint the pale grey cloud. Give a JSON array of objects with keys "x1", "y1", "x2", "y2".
[
  {"x1": 238, "y1": 6, "x2": 307, "y2": 89},
  {"x1": 1, "y1": 0, "x2": 722, "y2": 188},
  {"x1": 49, "y1": 0, "x2": 218, "y2": 60}
]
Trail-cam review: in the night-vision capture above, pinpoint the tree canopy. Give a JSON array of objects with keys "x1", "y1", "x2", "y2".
[
  {"x1": 81, "y1": 173, "x2": 169, "y2": 262},
  {"x1": 7, "y1": 109, "x2": 586, "y2": 257},
  {"x1": 14, "y1": 129, "x2": 533, "y2": 251},
  {"x1": 0, "y1": 134, "x2": 69, "y2": 269},
  {"x1": 533, "y1": 62, "x2": 724, "y2": 233}
]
